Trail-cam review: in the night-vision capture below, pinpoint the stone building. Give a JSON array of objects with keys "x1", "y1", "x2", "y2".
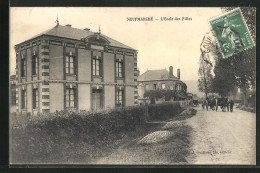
[
  {"x1": 14, "y1": 23, "x2": 138, "y2": 114},
  {"x1": 137, "y1": 66, "x2": 187, "y2": 103}
]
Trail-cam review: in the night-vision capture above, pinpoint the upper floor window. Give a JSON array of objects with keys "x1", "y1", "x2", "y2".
[
  {"x1": 176, "y1": 84, "x2": 181, "y2": 91},
  {"x1": 66, "y1": 55, "x2": 75, "y2": 74},
  {"x1": 145, "y1": 84, "x2": 149, "y2": 91},
  {"x1": 21, "y1": 57, "x2": 26, "y2": 77},
  {"x1": 32, "y1": 54, "x2": 38, "y2": 75},
  {"x1": 32, "y1": 88, "x2": 38, "y2": 109},
  {"x1": 93, "y1": 57, "x2": 100, "y2": 76},
  {"x1": 116, "y1": 60, "x2": 123, "y2": 78},
  {"x1": 162, "y1": 83, "x2": 166, "y2": 89},
  {"x1": 66, "y1": 88, "x2": 75, "y2": 108},
  {"x1": 21, "y1": 89, "x2": 26, "y2": 109}
]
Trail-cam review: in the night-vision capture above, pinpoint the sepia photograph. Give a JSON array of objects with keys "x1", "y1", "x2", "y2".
[{"x1": 9, "y1": 7, "x2": 256, "y2": 165}]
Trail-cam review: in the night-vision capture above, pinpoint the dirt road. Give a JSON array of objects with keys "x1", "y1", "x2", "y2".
[{"x1": 185, "y1": 107, "x2": 256, "y2": 165}]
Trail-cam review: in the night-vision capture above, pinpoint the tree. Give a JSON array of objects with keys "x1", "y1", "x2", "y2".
[
  {"x1": 217, "y1": 7, "x2": 256, "y2": 104},
  {"x1": 212, "y1": 58, "x2": 237, "y2": 97},
  {"x1": 198, "y1": 55, "x2": 214, "y2": 97}
]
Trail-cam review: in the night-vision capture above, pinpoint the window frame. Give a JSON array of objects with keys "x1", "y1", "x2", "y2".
[
  {"x1": 11, "y1": 90, "x2": 16, "y2": 105},
  {"x1": 65, "y1": 88, "x2": 76, "y2": 108},
  {"x1": 93, "y1": 57, "x2": 101, "y2": 76},
  {"x1": 65, "y1": 55, "x2": 75, "y2": 75},
  {"x1": 162, "y1": 83, "x2": 166, "y2": 89},
  {"x1": 32, "y1": 54, "x2": 38, "y2": 75},
  {"x1": 116, "y1": 60, "x2": 123, "y2": 78},
  {"x1": 21, "y1": 89, "x2": 26, "y2": 109},
  {"x1": 21, "y1": 58, "x2": 26, "y2": 77},
  {"x1": 32, "y1": 88, "x2": 38, "y2": 109},
  {"x1": 116, "y1": 88, "x2": 124, "y2": 107},
  {"x1": 153, "y1": 84, "x2": 157, "y2": 90}
]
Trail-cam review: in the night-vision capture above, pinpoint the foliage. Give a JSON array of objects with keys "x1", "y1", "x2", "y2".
[
  {"x1": 213, "y1": 7, "x2": 256, "y2": 104},
  {"x1": 10, "y1": 103, "x2": 186, "y2": 164},
  {"x1": 212, "y1": 58, "x2": 237, "y2": 97},
  {"x1": 147, "y1": 102, "x2": 183, "y2": 121}
]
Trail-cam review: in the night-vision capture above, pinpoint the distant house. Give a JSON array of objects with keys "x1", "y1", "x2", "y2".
[
  {"x1": 13, "y1": 23, "x2": 138, "y2": 114},
  {"x1": 137, "y1": 66, "x2": 187, "y2": 104}
]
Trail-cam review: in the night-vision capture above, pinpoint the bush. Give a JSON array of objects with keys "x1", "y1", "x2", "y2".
[
  {"x1": 147, "y1": 102, "x2": 183, "y2": 121},
  {"x1": 10, "y1": 105, "x2": 148, "y2": 163}
]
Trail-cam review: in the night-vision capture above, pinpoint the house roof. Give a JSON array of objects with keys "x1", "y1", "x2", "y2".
[
  {"x1": 137, "y1": 69, "x2": 180, "y2": 82},
  {"x1": 17, "y1": 25, "x2": 135, "y2": 50}
]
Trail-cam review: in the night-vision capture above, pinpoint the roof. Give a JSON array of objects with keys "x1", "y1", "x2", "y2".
[
  {"x1": 18, "y1": 25, "x2": 135, "y2": 50},
  {"x1": 137, "y1": 69, "x2": 180, "y2": 82}
]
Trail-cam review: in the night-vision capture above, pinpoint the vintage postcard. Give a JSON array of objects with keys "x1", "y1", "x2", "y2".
[{"x1": 9, "y1": 7, "x2": 256, "y2": 165}]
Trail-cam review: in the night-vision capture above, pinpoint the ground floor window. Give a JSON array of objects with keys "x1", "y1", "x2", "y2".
[
  {"x1": 116, "y1": 89, "x2": 124, "y2": 107},
  {"x1": 66, "y1": 88, "x2": 75, "y2": 108},
  {"x1": 32, "y1": 88, "x2": 38, "y2": 109},
  {"x1": 21, "y1": 89, "x2": 26, "y2": 109}
]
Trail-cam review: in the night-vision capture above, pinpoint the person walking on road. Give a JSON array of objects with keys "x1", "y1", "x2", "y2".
[
  {"x1": 202, "y1": 100, "x2": 205, "y2": 110},
  {"x1": 230, "y1": 100, "x2": 234, "y2": 112}
]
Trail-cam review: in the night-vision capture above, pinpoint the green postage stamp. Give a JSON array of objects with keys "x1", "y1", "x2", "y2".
[{"x1": 209, "y1": 8, "x2": 254, "y2": 58}]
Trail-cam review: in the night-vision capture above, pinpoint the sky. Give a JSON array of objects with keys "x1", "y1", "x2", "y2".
[{"x1": 10, "y1": 7, "x2": 222, "y2": 82}]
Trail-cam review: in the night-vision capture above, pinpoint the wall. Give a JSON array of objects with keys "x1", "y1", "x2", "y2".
[
  {"x1": 49, "y1": 83, "x2": 64, "y2": 112},
  {"x1": 78, "y1": 84, "x2": 91, "y2": 111},
  {"x1": 104, "y1": 85, "x2": 115, "y2": 109},
  {"x1": 125, "y1": 86, "x2": 135, "y2": 106},
  {"x1": 78, "y1": 49, "x2": 91, "y2": 81},
  {"x1": 125, "y1": 55, "x2": 134, "y2": 84},
  {"x1": 26, "y1": 84, "x2": 32, "y2": 113},
  {"x1": 103, "y1": 52, "x2": 115, "y2": 83},
  {"x1": 49, "y1": 45, "x2": 63, "y2": 80}
]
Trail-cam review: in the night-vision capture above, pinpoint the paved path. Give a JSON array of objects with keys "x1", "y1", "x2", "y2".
[{"x1": 185, "y1": 107, "x2": 256, "y2": 165}]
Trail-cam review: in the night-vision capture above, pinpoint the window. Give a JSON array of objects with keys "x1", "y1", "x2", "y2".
[
  {"x1": 116, "y1": 60, "x2": 123, "y2": 78},
  {"x1": 116, "y1": 89, "x2": 124, "y2": 107},
  {"x1": 11, "y1": 91, "x2": 16, "y2": 105},
  {"x1": 66, "y1": 88, "x2": 75, "y2": 108},
  {"x1": 32, "y1": 88, "x2": 38, "y2": 109},
  {"x1": 93, "y1": 58, "x2": 100, "y2": 76},
  {"x1": 32, "y1": 55, "x2": 38, "y2": 75},
  {"x1": 153, "y1": 84, "x2": 157, "y2": 90},
  {"x1": 21, "y1": 89, "x2": 26, "y2": 109},
  {"x1": 162, "y1": 83, "x2": 166, "y2": 89},
  {"x1": 21, "y1": 58, "x2": 26, "y2": 77},
  {"x1": 145, "y1": 84, "x2": 149, "y2": 90},
  {"x1": 65, "y1": 55, "x2": 74, "y2": 74}
]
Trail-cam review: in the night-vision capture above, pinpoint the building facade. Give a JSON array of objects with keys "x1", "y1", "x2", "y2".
[
  {"x1": 14, "y1": 24, "x2": 138, "y2": 114},
  {"x1": 137, "y1": 66, "x2": 187, "y2": 103}
]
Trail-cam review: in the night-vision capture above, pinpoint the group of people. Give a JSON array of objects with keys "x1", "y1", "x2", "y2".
[{"x1": 201, "y1": 97, "x2": 234, "y2": 112}]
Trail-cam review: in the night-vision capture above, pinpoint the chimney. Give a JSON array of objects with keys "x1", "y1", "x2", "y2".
[
  {"x1": 169, "y1": 66, "x2": 173, "y2": 78},
  {"x1": 65, "y1": 24, "x2": 72, "y2": 27},
  {"x1": 177, "y1": 68, "x2": 180, "y2": 79},
  {"x1": 84, "y1": 28, "x2": 90, "y2": 31}
]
